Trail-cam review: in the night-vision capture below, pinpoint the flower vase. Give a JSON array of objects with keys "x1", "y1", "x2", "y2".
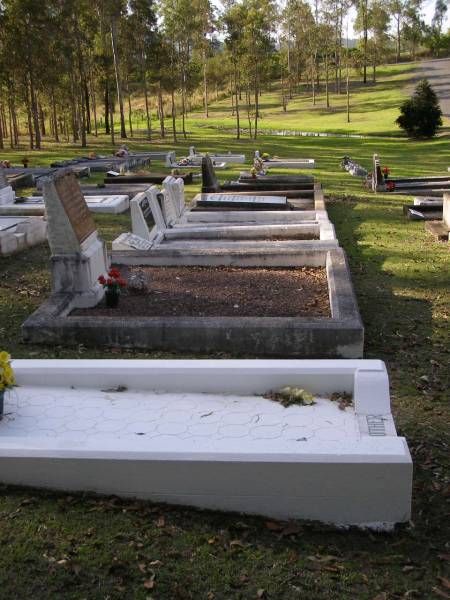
[{"x1": 105, "y1": 290, "x2": 120, "y2": 308}]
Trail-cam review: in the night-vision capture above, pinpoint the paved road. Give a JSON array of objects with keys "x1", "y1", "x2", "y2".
[{"x1": 419, "y1": 58, "x2": 450, "y2": 119}]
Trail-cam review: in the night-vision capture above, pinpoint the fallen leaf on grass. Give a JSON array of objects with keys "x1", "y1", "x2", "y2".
[
  {"x1": 432, "y1": 588, "x2": 450, "y2": 599},
  {"x1": 256, "y1": 590, "x2": 265, "y2": 598},
  {"x1": 156, "y1": 516, "x2": 165, "y2": 528},
  {"x1": 143, "y1": 577, "x2": 155, "y2": 590},
  {"x1": 439, "y1": 578, "x2": 450, "y2": 590}
]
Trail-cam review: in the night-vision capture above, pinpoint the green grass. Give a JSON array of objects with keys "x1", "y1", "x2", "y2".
[{"x1": 0, "y1": 65, "x2": 450, "y2": 599}]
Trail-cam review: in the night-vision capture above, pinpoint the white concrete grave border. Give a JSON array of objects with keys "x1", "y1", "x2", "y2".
[
  {"x1": 255, "y1": 150, "x2": 315, "y2": 169},
  {"x1": 163, "y1": 176, "x2": 333, "y2": 227},
  {"x1": 0, "y1": 194, "x2": 130, "y2": 216},
  {"x1": 0, "y1": 358, "x2": 412, "y2": 529},
  {"x1": 113, "y1": 186, "x2": 337, "y2": 251},
  {"x1": 0, "y1": 216, "x2": 47, "y2": 256}
]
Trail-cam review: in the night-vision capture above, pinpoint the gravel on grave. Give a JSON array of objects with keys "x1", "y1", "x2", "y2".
[{"x1": 74, "y1": 266, "x2": 331, "y2": 318}]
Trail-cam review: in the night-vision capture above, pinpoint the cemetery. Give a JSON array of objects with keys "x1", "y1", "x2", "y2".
[{"x1": 0, "y1": 12, "x2": 448, "y2": 590}]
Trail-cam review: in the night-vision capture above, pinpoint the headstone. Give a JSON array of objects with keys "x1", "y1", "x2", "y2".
[
  {"x1": 43, "y1": 169, "x2": 108, "y2": 307},
  {"x1": 202, "y1": 156, "x2": 221, "y2": 193},
  {"x1": 0, "y1": 168, "x2": 15, "y2": 206},
  {"x1": 163, "y1": 176, "x2": 185, "y2": 221},
  {"x1": 443, "y1": 192, "x2": 450, "y2": 229},
  {"x1": 130, "y1": 188, "x2": 165, "y2": 241},
  {"x1": 372, "y1": 154, "x2": 384, "y2": 192}
]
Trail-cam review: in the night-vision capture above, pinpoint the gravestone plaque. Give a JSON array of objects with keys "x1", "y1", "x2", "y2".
[{"x1": 53, "y1": 171, "x2": 96, "y2": 243}]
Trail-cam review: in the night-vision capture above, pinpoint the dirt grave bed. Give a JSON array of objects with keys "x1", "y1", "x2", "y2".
[{"x1": 73, "y1": 266, "x2": 330, "y2": 318}]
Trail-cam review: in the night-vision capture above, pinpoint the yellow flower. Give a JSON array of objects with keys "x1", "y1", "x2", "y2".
[{"x1": 0, "y1": 351, "x2": 10, "y2": 363}]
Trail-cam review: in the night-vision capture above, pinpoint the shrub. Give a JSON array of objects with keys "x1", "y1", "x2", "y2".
[{"x1": 396, "y1": 79, "x2": 443, "y2": 138}]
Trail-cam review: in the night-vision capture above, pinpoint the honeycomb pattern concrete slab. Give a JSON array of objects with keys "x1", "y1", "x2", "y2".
[{"x1": 1, "y1": 386, "x2": 363, "y2": 454}]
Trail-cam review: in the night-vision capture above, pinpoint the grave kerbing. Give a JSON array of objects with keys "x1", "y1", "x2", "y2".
[{"x1": 43, "y1": 169, "x2": 109, "y2": 308}]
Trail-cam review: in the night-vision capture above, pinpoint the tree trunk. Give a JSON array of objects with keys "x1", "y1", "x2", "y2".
[
  {"x1": 110, "y1": 105, "x2": 115, "y2": 145},
  {"x1": 126, "y1": 77, "x2": 133, "y2": 137},
  {"x1": 25, "y1": 84, "x2": 34, "y2": 149},
  {"x1": 396, "y1": 19, "x2": 401, "y2": 63},
  {"x1": 171, "y1": 89, "x2": 177, "y2": 143},
  {"x1": 51, "y1": 90, "x2": 59, "y2": 142},
  {"x1": 104, "y1": 84, "x2": 110, "y2": 134},
  {"x1": 325, "y1": 54, "x2": 330, "y2": 108},
  {"x1": 84, "y1": 81, "x2": 91, "y2": 134},
  {"x1": 203, "y1": 49, "x2": 209, "y2": 118},
  {"x1": 0, "y1": 103, "x2": 4, "y2": 150},
  {"x1": 143, "y1": 69, "x2": 151, "y2": 140},
  {"x1": 110, "y1": 17, "x2": 127, "y2": 138},
  {"x1": 158, "y1": 85, "x2": 165, "y2": 138},
  {"x1": 29, "y1": 72, "x2": 41, "y2": 149}
]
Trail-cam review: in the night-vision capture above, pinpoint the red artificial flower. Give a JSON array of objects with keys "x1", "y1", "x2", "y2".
[
  {"x1": 382, "y1": 166, "x2": 390, "y2": 174},
  {"x1": 106, "y1": 278, "x2": 113, "y2": 286},
  {"x1": 108, "y1": 268, "x2": 121, "y2": 279},
  {"x1": 118, "y1": 278, "x2": 127, "y2": 288},
  {"x1": 386, "y1": 181, "x2": 396, "y2": 191},
  {"x1": 98, "y1": 275, "x2": 106, "y2": 285}
]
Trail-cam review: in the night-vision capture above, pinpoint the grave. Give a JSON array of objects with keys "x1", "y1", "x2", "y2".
[
  {"x1": 163, "y1": 176, "x2": 328, "y2": 225},
  {"x1": 0, "y1": 215, "x2": 47, "y2": 256},
  {"x1": 190, "y1": 146, "x2": 246, "y2": 164},
  {"x1": 41, "y1": 169, "x2": 109, "y2": 308},
  {"x1": 78, "y1": 183, "x2": 152, "y2": 199},
  {"x1": 104, "y1": 172, "x2": 194, "y2": 185},
  {"x1": 0, "y1": 194, "x2": 130, "y2": 216},
  {"x1": 165, "y1": 151, "x2": 227, "y2": 169},
  {"x1": 112, "y1": 188, "x2": 337, "y2": 251},
  {"x1": 24, "y1": 239, "x2": 362, "y2": 358},
  {"x1": 0, "y1": 358, "x2": 412, "y2": 528},
  {"x1": 371, "y1": 154, "x2": 385, "y2": 192},
  {"x1": 255, "y1": 150, "x2": 315, "y2": 169},
  {"x1": 202, "y1": 156, "x2": 316, "y2": 196}
]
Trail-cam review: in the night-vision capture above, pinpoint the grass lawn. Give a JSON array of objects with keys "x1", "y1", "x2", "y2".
[{"x1": 0, "y1": 64, "x2": 450, "y2": 598}]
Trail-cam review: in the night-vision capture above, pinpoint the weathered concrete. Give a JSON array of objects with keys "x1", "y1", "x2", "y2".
[{"x1": 22, "y1": 248, "x2": 364, "y2": 358}]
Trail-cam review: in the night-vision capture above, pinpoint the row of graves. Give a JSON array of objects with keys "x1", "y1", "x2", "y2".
[
  {"x1": 370, "y1": 154, "x2": 450, "y2": 241},
  {"x1": 341, "y1": 153, "x2": 450, "y2": 242},
  {"x1": 0, "y1": 152, "x2": 412, "y2": 530}
]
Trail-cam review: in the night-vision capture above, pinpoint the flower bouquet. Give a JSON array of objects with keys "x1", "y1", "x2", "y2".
[
  {"x1": 382, "y1": 166, "x2": 390, "y2": 181},
  {"x1": 0, "y1": 351, "x2": 15, "y2": 419},
  {"x1": 98, "y1": 268, "x2": 127, "y2": 308}
]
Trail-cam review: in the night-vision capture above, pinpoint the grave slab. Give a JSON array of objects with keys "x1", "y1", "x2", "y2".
[
  {"x1": 0, "y1": 194, "x2": 130, "y2": 215},
  {"x1": 0, "y1": 359, "x2": 412, "y2": 529}
]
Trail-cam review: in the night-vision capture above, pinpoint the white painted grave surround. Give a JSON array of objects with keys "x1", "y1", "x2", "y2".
[
  {"x1": 0, "y1": 216, "x2": 47, "y2": 256},
  {"x1": 163, "y1": 177, "x2": 334, "y2": 234},
  {"x1": 165, "y1": 151, "x2": 226, "y2": 169},
  {"x1": 255, "y1": 151, "x2": 315, "y2": 169},
  {"x1": 0, "y1": 359, "x2": 412, "y2": 529},
  {"x1": 113, "y1": 185, "x2": 337, "y2": 250},
  {"x1": 0, "y1": 194, "x2": 130, "y2": 215},
  {"x1": 43, "y1": 170, "x2": 109, "y2": 307},
  {"x1": 0, "y1": 167, "x2": 15, "y2": 205},
  {"x1": 189, "y1": 146, "x2": 246, "y2": 164}
]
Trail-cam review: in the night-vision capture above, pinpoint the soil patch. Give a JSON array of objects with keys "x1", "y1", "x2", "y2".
[{"x1": 73, "y1": 266, "x2": 330, "y2": 318}]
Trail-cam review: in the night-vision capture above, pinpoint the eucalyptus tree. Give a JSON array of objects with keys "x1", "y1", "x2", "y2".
[
  {"x1": 389, "y1": 0, "x2": 407, "y2": 62},
  {"x1": 368, "y1": 0, "x2": 389, "y2": 81},
  {"x1": 222, "y1": 0, "x2": 247, "y2": 138}
]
